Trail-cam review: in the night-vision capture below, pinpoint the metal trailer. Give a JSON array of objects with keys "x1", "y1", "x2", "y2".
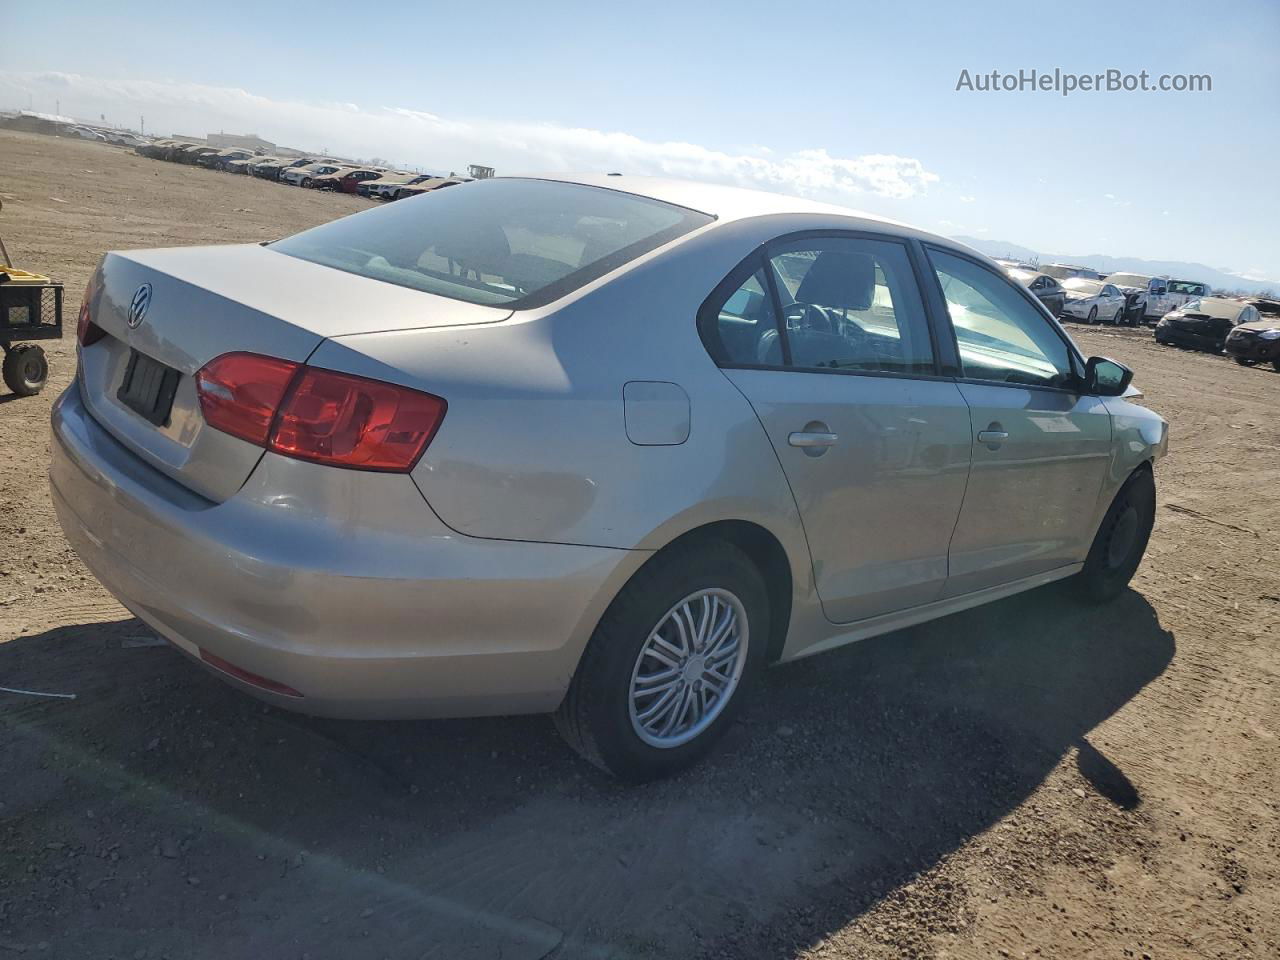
[{"x1": 0, "y1": 200, "x2": 64, "y2": 396}]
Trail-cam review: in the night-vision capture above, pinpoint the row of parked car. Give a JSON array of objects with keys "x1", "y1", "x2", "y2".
[
  {"x1": 994, "y1": 258, "x2": 1280, "y2": 370},
  {"x1": 994, "y1": 258, "x2": 1213, "y2": 327},
  {"x1": 133, "y1": 139, "x2": 471, "y2": 201}
]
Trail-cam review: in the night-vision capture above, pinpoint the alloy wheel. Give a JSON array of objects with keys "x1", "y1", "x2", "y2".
[{"x1": 628, "y1": 588, "x2": 749, "y2": 749}]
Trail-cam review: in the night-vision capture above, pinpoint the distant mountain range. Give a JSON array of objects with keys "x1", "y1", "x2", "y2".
[{"x1": 951, "y1": 236, "x2": 1279, "y2": 297}]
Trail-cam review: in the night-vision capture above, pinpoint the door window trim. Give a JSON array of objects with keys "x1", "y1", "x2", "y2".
[
  {"x1": 696, "y1": 229, "x2": 953, "y2": 382},
  {"x1": 919, "y1": 242, "x2": 1090, "y2": 394}
]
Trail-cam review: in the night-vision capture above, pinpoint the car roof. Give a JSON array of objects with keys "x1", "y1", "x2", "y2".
[
  {"x1": 522, "y1": 173, "x2": 894, "y2": 221},
  {"x1": 505, "y1": 173, "x2": 978, "y2": 255}
]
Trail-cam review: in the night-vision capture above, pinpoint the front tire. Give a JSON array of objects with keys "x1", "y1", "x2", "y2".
[
  {"x1": 1087, "y1": 306, "x2": 1098, "y2": 325},
  {"x1": 555, "y1": 540, "x2": 769, "y2": 781},
  {"x1": 1076, "y1": 469, "x2": 1156, "y2": 603}
]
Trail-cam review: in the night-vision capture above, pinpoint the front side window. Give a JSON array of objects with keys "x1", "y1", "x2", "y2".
[
  {"x1": 273, "y1": 178, "x2": 712, "y2": 308},
  {"x1": 929, "y1": 249, "x2": 1075, "y2": 388},
  {"x1": 763, "y1": 237, "x2": 934, "y2": 374}
]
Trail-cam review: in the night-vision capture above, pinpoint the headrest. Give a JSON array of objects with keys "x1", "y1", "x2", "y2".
[
  {"x1": 794, "y1": 251, "x2": 875, "y2": 311},
  {"x1": 431, "y1": 220, "x2": 511, "y2": 275}
]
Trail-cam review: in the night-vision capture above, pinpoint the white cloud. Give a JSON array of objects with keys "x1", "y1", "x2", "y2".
[
  {"x1": 958, "y1": 195, "x2": 975, "y2": 203},
  {"x1": 1, "y1": 71, "x2": 939, "y2": 202}
]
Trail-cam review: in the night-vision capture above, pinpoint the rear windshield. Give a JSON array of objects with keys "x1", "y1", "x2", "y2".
[{"x1": 270, "y1": 178, "x2": 713, "y2": 308}]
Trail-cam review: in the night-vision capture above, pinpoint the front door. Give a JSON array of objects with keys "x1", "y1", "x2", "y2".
[
  {"x1": 924, "y1": 248, "x2": 1113, "y2": 596},
  {"x1": 710, "y1": 234, "x2": 973, "y2": 624}
]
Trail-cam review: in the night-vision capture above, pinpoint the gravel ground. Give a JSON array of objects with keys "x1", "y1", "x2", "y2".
[{"x1": 1, "y1": 130, "x2": 1277, "y2": 960}]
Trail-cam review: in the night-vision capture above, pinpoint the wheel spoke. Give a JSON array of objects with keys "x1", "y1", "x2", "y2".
[
  {"x1": 638, "y1": 683, "x2": 681, "y2": 725},
  {"x1": 694, "y1": 596, "x2": 714, "y2": 651},
  {"x1": 705, "y1": 638, "x2": 739, "y2": 667},
  {"x1": 634, "y1": 665, "x2": 680, "y2": 689},
  {"x1": 687, "y1": 685, "x2": 705, "y2": 726},
  {"x1": 704, "y1": 609, "x2": 737, "y2": 655},
  {"x1": 702, "y1": 670, "x2": 729, "y2": 696},
  {"x1": 659, "y1": 686, "x2": 692, "y2": 737},
  {"x1": 646, "y1": 638, "x2": 682, "y2": 667},
  {"x1": 669, "y1": 607, "x2": 693, "y2": 655}
]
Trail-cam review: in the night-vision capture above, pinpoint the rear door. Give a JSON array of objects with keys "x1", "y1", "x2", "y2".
[
  {"x1": 708, "y1": 233, "x2": 972, "y2": 624},
  {"x1": 923, "y1": 247, "x2": 1112, "y2": 596}
]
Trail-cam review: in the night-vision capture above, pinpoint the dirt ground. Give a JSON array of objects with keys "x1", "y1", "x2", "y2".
[{"x1": 1, "y1": 130, "x2": 1277, "y2": 960}]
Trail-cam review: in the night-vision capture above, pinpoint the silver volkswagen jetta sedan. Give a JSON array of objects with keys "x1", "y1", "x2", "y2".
[{"x1": 51, "y1": 175, "x2": 1167, "y2": 780}]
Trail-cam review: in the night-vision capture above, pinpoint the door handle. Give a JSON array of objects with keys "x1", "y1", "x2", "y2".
[
  {"x1": 977, "y1": 422, "x2": 1009, "y2": 448},
  {"x1": 788, "y1": 431, "x2": 839, "y2": 448}
]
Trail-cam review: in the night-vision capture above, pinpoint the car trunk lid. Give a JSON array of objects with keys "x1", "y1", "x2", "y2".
[{"x1": 79, "y1": 243, "x2": 510, "y2": 502}]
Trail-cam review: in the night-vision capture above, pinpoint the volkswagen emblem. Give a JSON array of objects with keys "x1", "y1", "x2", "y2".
[{"x1": 127, "y1": 283, "x2": 153, "y2": 328}]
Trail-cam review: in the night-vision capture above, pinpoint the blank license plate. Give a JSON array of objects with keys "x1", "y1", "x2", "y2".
[{"x1": 117, "y1": 349, "x2": 181, "y2": 426}]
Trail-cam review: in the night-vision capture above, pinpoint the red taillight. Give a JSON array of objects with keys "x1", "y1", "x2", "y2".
[
  {"x1": 195, "y1": 352, "x2": 301, "y2": 445},
  {"x1": 194, "y1": 352, "x2": 446, "y2": 472},
  {"x1": 77, "y1": 277, "x2": 106, "y2": 346},
  {"x1": 270, "y1": 367, "x2": 446, "y2": 471}
]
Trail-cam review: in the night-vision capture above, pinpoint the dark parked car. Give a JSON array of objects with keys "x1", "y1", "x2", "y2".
[
  {"x1": 198, "y1": 148, "x2": 255, "y2": 171},
  {"x1": 1008, "y1": 268, "x2": 1066, "y2": 316},
  {"x1": 1224, "y1": 300, "x2": 1280, "y2": 370},
  {"x1": 1155, "y1": 297, "x2": 1260, "y2": 353}
]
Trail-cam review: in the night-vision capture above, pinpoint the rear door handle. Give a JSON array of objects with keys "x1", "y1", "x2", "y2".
[
  {"x1": 977, "y1": 426, "x2": 1009, "y2": 448},
  {"x1": 788, "y1": 431, "x2": 839, "y2": 448}
]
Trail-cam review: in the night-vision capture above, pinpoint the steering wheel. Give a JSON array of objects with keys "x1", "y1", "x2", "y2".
[{"x1": 784, "y1": 301, "x2": 834, "y2": 334}]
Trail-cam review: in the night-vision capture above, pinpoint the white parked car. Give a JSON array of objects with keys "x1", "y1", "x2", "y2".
[
  {"x1": 1060, "y1": 279, "x2": 1127, "y2": 324},
  {"x1": 280, "y1": 163, "x2": 348, "y2": 187}
]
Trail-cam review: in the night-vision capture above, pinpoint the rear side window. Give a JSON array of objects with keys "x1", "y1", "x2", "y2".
[
  {"x1": 271, "y1": 178, "x2": 713, "y2": 308},
  {"x1": 705, "y1": 269, "x2": 780, "y2": 366}
]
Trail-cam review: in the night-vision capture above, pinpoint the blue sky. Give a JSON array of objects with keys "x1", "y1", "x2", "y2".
[{"x1": 3, "y1": 0, "x2": 1278, "y2": 281}]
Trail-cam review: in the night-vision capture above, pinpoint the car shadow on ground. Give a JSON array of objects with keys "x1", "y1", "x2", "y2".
[{"x1": 1, "y1": 581, "x2": 1173, "y2": 959}]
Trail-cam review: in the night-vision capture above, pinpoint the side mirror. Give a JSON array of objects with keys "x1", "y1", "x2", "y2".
[{"x1": 1084, "y1": 356, "x2": 1133, "y2": 397}]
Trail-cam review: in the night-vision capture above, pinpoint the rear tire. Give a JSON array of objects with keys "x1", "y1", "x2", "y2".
[
  {"x1": 2, "y1": 344, "x2": 48, "y2": 396},
  {"x1": 555, "y1": 540, "x2": 769, "y2": 782},
  {"x1": 1075, "y1": 469, "x2": 1156, "y2": 604}
]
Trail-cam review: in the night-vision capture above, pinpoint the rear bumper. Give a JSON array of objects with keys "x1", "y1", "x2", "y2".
[{"x1": 50, "y1": 385, "x2": 645, "y2": 718}]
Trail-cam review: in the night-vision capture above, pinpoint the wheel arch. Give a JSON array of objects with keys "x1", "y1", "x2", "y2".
[{"x1": 634, "y1": 519, "x2": 794, "y2": 665}]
